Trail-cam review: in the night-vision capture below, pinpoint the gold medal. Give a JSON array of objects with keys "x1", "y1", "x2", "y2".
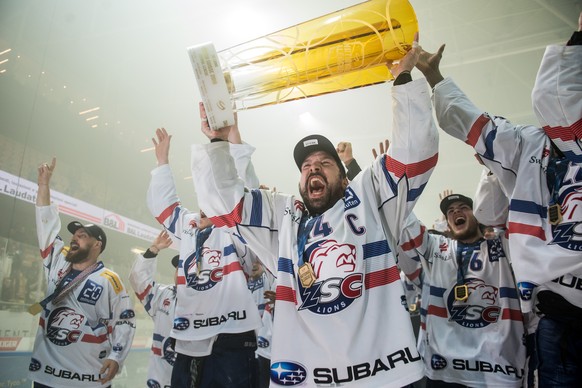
[
  {"x1": 454, "y1": 284, "x2": 468, "y2": 302},
  {"x1": 28, "y1": 303, "x2": 43, "y2": 316},
  {"x1": 298, "y1": 263, "x2": 317, "y2": 288},
  {"x1": 548, "y1": 204, "x2": 562, "y2": 225}
]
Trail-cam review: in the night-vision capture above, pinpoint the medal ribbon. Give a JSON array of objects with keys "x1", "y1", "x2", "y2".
[
  {"x1": 455, "y1": 241, "x2": 481, "y2": 285},
  {"x1": 194, "y1": 226, "x2": 213, "y2": 272},
  {"x1": 546, "y1": 155, "x2": 568, "y2": 206},
  {"x1": 43, "y1": 261, "x2": 103, "y2": 308},
  {"x1": 297, "y1": 214, "x2": 317, "y2": 266}
]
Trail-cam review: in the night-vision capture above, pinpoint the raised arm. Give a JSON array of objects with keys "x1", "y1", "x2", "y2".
[{"x1": 36, "y1": 157, "x2": 56, "y2": 206}]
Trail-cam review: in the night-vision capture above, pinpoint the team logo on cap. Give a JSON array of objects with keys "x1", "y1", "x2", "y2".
[
  {"x1": 270, "y1": 361, "x2": 307, "y2": 386},
  {"x1": 448, "y1": 278, "x2": 501, "y2": 328},
  {"x1": 46, "y1": 307, "x2": 84, "y2": 346},
  {"x1": 298, "y1": 240, "x2": 363, "y2": 315}
]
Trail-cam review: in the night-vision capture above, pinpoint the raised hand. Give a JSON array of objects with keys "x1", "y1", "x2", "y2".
[
  {"x1": 439, "y1": 189, "x2": 454, "y2": 201},
  {"x1": 390, "y1": 32, "x2": 421, "y2": 78},
  {"x1": 372, "y1": 139, "x2": 390, "y2": 159},
  {"x1": 37, "y1": 157, "x2": 56, "y2": 187},
  {"x1": 199, "y1": 102, "x2": 231, "y2": 141},
  {"x1": 416, "y1": 44, "x2": 446, "y2": 88},
  {"x1": 150, "y1": 230, "x2": 173, "y2": 254},
  {"x1": 152, "y1": 128, "x2": 171, "y2": 165},
  {"x1": 336, "y1": 142, "x2": 354, "y2": 165}
]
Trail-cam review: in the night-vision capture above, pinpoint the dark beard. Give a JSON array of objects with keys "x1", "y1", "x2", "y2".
[
  {"x1": 300, "y1": 174, "x2": 345, "y2": 215},
  {"x1": 65, "y1": 246, "x2": 90, "y2": 264}
]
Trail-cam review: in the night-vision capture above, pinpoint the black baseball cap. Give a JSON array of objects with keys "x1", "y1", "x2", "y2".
[
  {"x1": 171, "y1": 255, "x2": 179, "y2": 269},
  {"x1": 439, "y1": 194, "x2": 473, "y2": 215},
  {"x1": 67, "y1": 221, "x2": 107, "y2": 253},
  {"x1": 293, "y1": 134, "x2": 345, "y2": 174}
]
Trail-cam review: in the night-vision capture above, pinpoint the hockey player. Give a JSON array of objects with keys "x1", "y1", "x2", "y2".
[
  {"x1": 129, "y1": 230, "x2": 178, "y2": 388},
  {"x1": 415, "y1": 29, "x2": 582, "y2": 386},
  {"x1": 190, "y1": 35, "x2": 438, "y2": 387},
  {"x1": 29, "y1": 158, "x2": 135, "y2": 387},
  {"x1": 532, "y1": 11, "x2": 582, "y2": 162},
  {"x1": 147, "y1": 127, "x2": 263, "y2": 387},
  {"x1": 398, "y1": 193, "x2": 526, "y2": 387}
]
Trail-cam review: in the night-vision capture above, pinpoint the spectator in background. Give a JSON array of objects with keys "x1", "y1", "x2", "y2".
[{"x1": 129, "y1": 230, "x2": 178, "y2": 388}]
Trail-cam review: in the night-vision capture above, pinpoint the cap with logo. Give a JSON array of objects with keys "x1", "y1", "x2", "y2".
[
  {"x1": 439, "y1": 194, "x2": 473, "y2": 215},
  {"x1": 67, "y1": 221, "x2": 107, "y2": 253},
  {"x1": 293, "y1": 134, "x2": 345, "y2": 174}
]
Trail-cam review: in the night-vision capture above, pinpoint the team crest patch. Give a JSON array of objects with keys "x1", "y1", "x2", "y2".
[
  {"x1": 46, "y1": 307, "x2": 85, "y2": 346},
  {"x1": 447, "y1": 278, "x2": 501, "y2": 328},
  {"x1": 270, "y1": 361, "x2": 307, "y2": 386},
  {"x1": 298, "y1": 240, "x2": 363, "y2": 314},
  {"x1": 101, "y1": 270, "x2": 123, "y2": 294},
  {"x1": 549, "y1": 182, "x2": 582, "y2": 250},
  {"x1": 344, "y1": 187, "x2": 360, "y2": 210}
]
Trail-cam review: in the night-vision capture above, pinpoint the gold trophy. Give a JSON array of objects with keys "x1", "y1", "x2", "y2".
[{"x1": 188, "y1": 0, "x2": 417, "y2": 130}]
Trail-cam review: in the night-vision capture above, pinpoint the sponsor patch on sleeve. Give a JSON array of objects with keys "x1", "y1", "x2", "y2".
[{"x1": 101, "y1": 270, "x2": 124, "y2": 294}]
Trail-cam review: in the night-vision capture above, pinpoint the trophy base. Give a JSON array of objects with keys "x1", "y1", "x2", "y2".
[{"x1": 187, "y1": 42, "x2": 234, "y2": 131}]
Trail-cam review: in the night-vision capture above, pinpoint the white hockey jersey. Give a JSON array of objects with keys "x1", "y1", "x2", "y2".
[
  {"x1": 129, "y1": 253, "x2": 177, "y2": 388},
  {"x1": 399, "y1": 214, "x2": 526, "y2": 387},
  {"x1": 434, "y1": 78, "x2": 582, "y2": 311},
  {"x1": 147, "y1": 158, "x2": 261, "y2": 356},
  {"x1": 248, "y1": 270, "x2": 275, "y2": 318},
  {"x1": 29, "y1": 205, "x2": 136, "y2": 387},
  {"x1": 191, "y1": 79, "x2": 438, "y2": 387},
  {"x1": 532, "y1": 44, "x2": 582, "y2": 162},
  {"x1": 256, "y1": 303, "x2": 274, "y2": 360}
]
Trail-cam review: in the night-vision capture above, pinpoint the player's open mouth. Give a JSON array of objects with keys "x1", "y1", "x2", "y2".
[
  {"x1": 70, "y1": 242, "x2": 80, "y2": 251},
  {"x1": 309, "y1": 176, "x2": 326, "y2": 197},
  {"x1": 454, "y1": 217, "x2": 466, "y2": 226}
]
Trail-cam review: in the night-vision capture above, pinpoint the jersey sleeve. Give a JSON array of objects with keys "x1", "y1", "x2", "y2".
[
  {"x1": 105, "y1": 271, "x2": 136, "y2": 368},
  {"x1": 35, "y1": 204, "x2": 67, "y2": 280},
  {"x1": 433, "y1": 77, "x2": 545, "y2": 195},
  {"x1": 229, "y1": 142, "x2": 260, "y2": 189},
  {"x1": 532, "y1": 44, "x2": 582, "y2": 163},
  {"x1": 191, "y1": 141, "x2": 287, "y2": 275},
  {"x1": 368, "y1": 78, "x2": 439, "y2": 243},
  {"x1": 147, "y1": 164, "x2": 198, "y2": 239},
  {"x1": 397, "y1": 212, "x2": 437, "y2": 285},
  {"x1": 129, "y1": 252, "x2": 166, "y2": 318},
  {"x1": 473, "y1": 168, "x2": 509, "y2": 228}
]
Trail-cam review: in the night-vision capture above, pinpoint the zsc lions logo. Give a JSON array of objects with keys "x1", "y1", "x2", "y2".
[
  {"x1": 270, "y1": 361, "x2": 307, "y2": 386},
  {"x1": 46, "y1": 307, "x2": 84, "y2": 346},
  {"x1": 549, "y1": 180, "x2": 582, "y2": 251},
  {"x1": 184, "y1": 248, "x2": 224, "y2": 291},
  {"x1": 448, "y1": 278, "x2": 501, "y2": 328},
  {"x1": 298, "y1": 240, "x2": 363, "y2": 314}
]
